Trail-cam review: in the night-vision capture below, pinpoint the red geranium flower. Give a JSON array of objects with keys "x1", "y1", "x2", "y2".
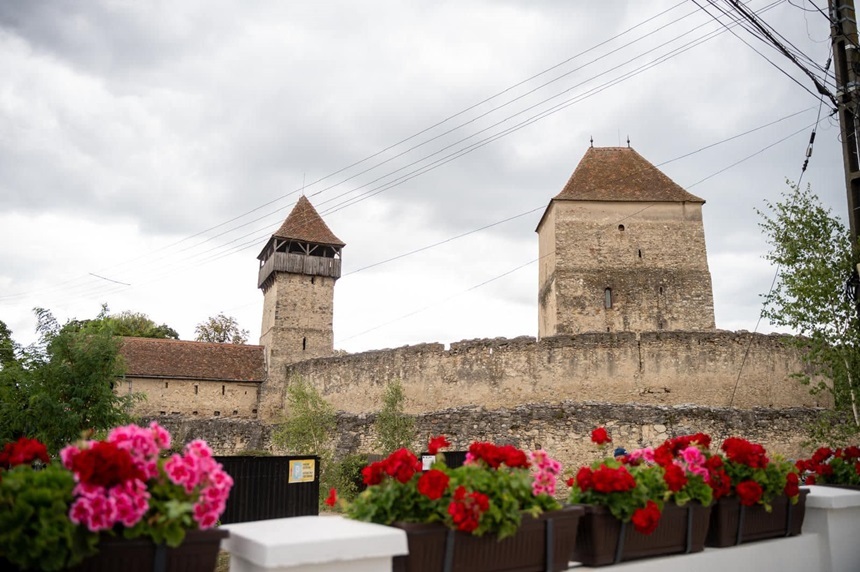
[
  {"x1": 467, "y1": 442, "x2": 529, "y2": 469},
  {"x1": 631, "y1": 500, "x2": 662, "y2": 535},
  {"x1": 784, "y1": 472, "x2": 799, "y2": 499},
  {"x1": 427, "y1": 435, "x2": 450, "y2": 455},
  {"x1": 592, "y1": 465, "x2": 636, "y2": 494},
  {"x1": 417, "y1": 469, "x2": 449, "y2": 500},
  {"x1": 361, "y1": 461, "x2": 386, "y2": 486},
  {"x1": 384, "y1": 448, "x2": 422, "y2": 484},
  {"x1": 325, "y1": 488, "x2": 338, "y2": 507},
  {"x1": 722, "y1": 438, "x2": 768, "y2": 469},
  {"x1": 735, "y1": 480, "x2": 763, "y2": 506},
  {"x1": 591, "y1": 427, "x2": 611, "y2": 445},
  {"x1": 447, "y1": 486, "x2": 490, "y2": 533},
  {"x1": 69, "y1": 441, "x2": 144, "y2": 488},
  {"x1": 663, "y1": 463, "x2": 688, "y2": 492},
  {"x1": 652, "y1": 443, "x2": 674, "y2": 467},
  {"x1": 575, "y1": 467, "x2": 594, "y2": 491},
  {"x1": 0, "y1": 437, "x2": 50, "y2": 469}
]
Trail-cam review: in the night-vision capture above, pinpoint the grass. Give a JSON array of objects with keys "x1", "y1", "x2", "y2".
[{"x1": 215, "y1": 550, "x2": 230, "y2": 572}]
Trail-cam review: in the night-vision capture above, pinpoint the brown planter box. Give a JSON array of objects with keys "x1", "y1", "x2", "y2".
[
  {"x1": 572, "y1": 501, "x2": 711, "y2": 567},
  {"x1": 705, "y1": 489, "x2": 809, "y2": 547},
  {"x1": 391, "y1": 505, "x2": 584, "y2": 572},
  {"x1": 71, "y1": 529, "x2": 229, "y2": 572}
]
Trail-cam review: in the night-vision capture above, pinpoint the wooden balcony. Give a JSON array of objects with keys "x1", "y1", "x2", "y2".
[{"x1": 258, "y1": 252, "x2": 341, "y2": 288}]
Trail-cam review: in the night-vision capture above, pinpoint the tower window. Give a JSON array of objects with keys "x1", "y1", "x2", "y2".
[
  {"x1": 194, "y1": 385, "x2": 198, "y2": 395},
  {"x1": 604, "y1": 288, "x2": 613, "y2": 309},
  {"x1": 311, "y1": 276, "x2": 315, "y2": 285},
  {"x1": 222, "y1": 385, "x2": 225, "y2": 396},
  {"x1": 164, "y1": 382, "x2": 169, "y2": 389},
  {"x1": 659, "y1": 286, "x2": 664, "y2": 295},
  {"x1": 618, "y1": 224, "x2": 625, "y2": 231},
  {"x1": 302, "y1": 337, "x2": 307, "y2": 351},
  {"x1": 638, "y1": 249, "x2": 642, "y2": 258}
]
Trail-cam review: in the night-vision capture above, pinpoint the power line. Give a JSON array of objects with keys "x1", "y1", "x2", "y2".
[
  {"x1": 0, "y1": 0, "x2": 795, "y2": 311},
  {"x1": 728, "y1": 53, "x2": 832, "y2": 408}
]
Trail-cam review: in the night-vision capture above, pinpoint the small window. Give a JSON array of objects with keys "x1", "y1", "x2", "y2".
[
  {"x1": 302, "y1": 337, "x2": 307, "y2": 351},
  {"x1": 311, "y1": 276, "x2": 315, "y2": 285},
  {"x1": 194, "y1": 385, "x2": 198, "y2": 395},
  {"x1": 659, "y1": 286, "x2": 664, "y2": 295},
  {"x1": 159, "y1": 411, "x2": 166, "y2": 415},
  {"x1": 618, "y1": 224, "x2": 625, "y2": 231},
  {"x1": 192, "y1": 411, "x2": 198, "y2": 415},
  {"x1": 214, "y1": 411, "x2": 221, "y2": 416},
  {"x1": 638, "y1": 249, "x2": 642, "y2": 258},
  {"x1": 252, "y1": 408, "x2": 258, "y2": 414},
  {"x1": 604, "y1": 288, "x2": 613, "y2": 309},
  {"x1": 222, "y1": 385, "x2": 225, "y2": 396},
  {"x1": 164, "y1": 381, "x2": 169, "y2": 389},
  {"x1": 658, "y1": 320, "x2": 664, "y2": 330}
]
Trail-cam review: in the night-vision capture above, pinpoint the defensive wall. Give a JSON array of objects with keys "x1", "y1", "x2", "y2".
[
  {"x1": 283, "y1": 330, "x2": 826, "y2": 415},
  {"x1": 149, "y1": 401, "x2": 825, "y2": 474}
]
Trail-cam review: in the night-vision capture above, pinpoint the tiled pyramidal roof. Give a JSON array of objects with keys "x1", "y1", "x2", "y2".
[
  {"x1": 273, "y1": 195, "x2": 345, "y2": 246},
  {"x1": 119, "y1": 337, "x2": 266, "y2": 382},
  {"x1": 555, "y1": 147, "x2": 704, "y2": 203}
]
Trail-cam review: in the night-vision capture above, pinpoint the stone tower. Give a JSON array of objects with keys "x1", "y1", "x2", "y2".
[
  {"x1": 536, "y1": 147, "x2": 715, "y2": 337},
  {"x1": 257, "y1": 196, "x2": 344, "y2": 419}
]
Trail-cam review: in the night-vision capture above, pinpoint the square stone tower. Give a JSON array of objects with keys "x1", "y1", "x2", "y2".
[
  {"x1": 536, "y1": 147, "x2": 715, "y2": 336},
  {"x1": 257, "y1": 196, "x2": 344, "y2": 419}
]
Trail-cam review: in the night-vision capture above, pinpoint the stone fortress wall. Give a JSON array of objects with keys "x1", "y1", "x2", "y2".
[
  {"x1": 284, "y1": 330, "x2": 825, "y2": 416},
  {"x1": 152, "y1": 401, "x2": 824, "y2": 477}
]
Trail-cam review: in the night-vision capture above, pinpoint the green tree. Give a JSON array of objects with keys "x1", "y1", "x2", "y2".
[
  {"x1": 272, "y1": 377, "x2": 344, "y2": 506},
  {"x1": 0, "y1": 308, "x2": 140, "y2": 452},
  {"x1": 374, "y1": 379, "x2": 415, "y2": 454},
  {"x1": 103, "y1": 310, "x2": 179, "y2": 339},
  {"x1": 0, "y1": 320, "x2": 17, "y2": 369},
  {"x1": 194, "y1": 313, "x2": 248, "y2": 344},
  {"x1": 758, "y1": 182, "x2": 860, "y2": 434}
]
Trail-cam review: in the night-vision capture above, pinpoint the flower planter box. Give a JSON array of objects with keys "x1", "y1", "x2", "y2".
[
  {"x1": 705, "y1": 490, "x2": 809, "y2": 547},
  {"x1": 571, "y1": 501, "x2": 711, "y2": 567},
  {"x1": 391, "y1": 505, "x2": 583, "y2": 572},
  {"x1": 70, "y1": 529, "x2": 229, "y2": 572}
]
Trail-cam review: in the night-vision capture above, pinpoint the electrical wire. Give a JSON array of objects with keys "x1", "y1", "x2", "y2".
[{"x1": 727, "y1": 53, "x2": 832, "y2": 408}]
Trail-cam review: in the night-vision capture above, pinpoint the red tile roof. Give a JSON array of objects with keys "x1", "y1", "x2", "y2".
[
  {"x1": 273, "y1": 196, "x2": 345, "y2": 246},
  {"x1": 119, "y1": 338, "x2": 266, "y2": 382},
  {"x1": 554, "y1": 147, "x2": 704, "y2": 203}
]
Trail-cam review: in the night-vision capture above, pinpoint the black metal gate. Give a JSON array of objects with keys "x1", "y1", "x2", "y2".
[{"x1": 215, "y1": 456, "x2": 320, "y2": 524}]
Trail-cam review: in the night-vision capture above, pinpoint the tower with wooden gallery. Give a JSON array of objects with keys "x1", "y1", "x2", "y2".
[{"x1": 256, "y1": 196, "x2": 344, "y2": 419}]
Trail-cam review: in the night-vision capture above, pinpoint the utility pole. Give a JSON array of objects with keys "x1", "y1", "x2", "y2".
[{"x1": 830, "y1": 0, "x2": 860, "y2": 239}]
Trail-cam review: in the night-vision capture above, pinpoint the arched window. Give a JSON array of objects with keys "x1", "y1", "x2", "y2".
[
  {"x1": 618, "y1": 224, "x2": 625, "y2": 231},
  {"x1": 604, "y1": 288, "x2": 613, "y2": 309}
]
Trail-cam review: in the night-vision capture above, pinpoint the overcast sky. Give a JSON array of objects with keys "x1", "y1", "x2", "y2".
[{"x1": 0, "y1": 0, "x2": 847, "y2": 352}]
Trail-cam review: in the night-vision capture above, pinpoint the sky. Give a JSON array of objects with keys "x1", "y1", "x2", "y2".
[{"x1": 0, "y1": 0, "x2": 848, "y2": 353}]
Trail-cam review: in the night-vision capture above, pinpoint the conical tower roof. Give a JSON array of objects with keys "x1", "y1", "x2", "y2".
[
  {"x1": 272, "y1": 195, "x2": 345, "y2": 246},
  {"x1": 554, "y1": 147, "x2": 704, "y2": 203}
]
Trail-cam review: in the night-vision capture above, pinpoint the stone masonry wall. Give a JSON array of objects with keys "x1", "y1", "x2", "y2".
[
  {"x1": 259, "y1": 272, "x2": 336, "y2": 420},
  {"x1": 284, "y1": 331, "x2": 826, "y2": 416},
  {"x1": 151, "y1": 402, "x2": 825, "y2": 478},
  {"x1": 124, "y1": 378, "x2": 260, "y2": 418},
  {"x1": 539, "y1": 201, "x2": 715, "y2": 335}
]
